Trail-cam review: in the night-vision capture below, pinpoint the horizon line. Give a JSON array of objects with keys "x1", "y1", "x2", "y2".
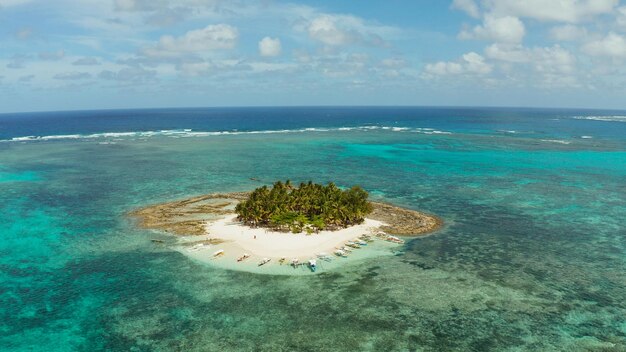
[{"x1": 2, "y1": 104, "x2": 626, "y2": 116}]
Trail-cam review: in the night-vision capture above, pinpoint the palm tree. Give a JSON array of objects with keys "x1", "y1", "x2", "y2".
[{"x1": 235, "y1": 180, "x2": 372, "y2": 232}]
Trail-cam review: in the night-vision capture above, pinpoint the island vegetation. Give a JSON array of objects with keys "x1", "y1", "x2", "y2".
[
  {"x1": 130, "y1": 186, "x2": 441, "y2": 238},
  {"x1": 235, "y1": 180, "x2": 373, "y2": 233}
]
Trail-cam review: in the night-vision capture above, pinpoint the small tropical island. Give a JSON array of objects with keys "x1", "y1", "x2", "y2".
[{"x1": 131, "y1": 180, "x2": 442, "y2": 274}]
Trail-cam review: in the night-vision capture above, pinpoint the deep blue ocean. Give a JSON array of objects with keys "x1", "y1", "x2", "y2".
[{"x1": 0, "y1": 107, "x2": 625, "y2": 351}]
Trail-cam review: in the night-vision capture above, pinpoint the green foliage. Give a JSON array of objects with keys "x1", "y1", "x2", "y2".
[{"x1": 235, "y1": 180, "x2": 373, "y2": 232}]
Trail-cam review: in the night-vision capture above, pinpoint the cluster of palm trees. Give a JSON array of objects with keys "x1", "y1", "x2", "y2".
[{"x1": 235, "y1": 180, "x2": 373, "y2": 233}]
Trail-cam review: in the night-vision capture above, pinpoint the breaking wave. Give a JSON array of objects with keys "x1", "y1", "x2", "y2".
[
  {"x1": 571, "y1": 115, "x2": 626, "y2": 123},
  {"x1": 2, "y1": 126, "x2": 453, "y2": 143}
]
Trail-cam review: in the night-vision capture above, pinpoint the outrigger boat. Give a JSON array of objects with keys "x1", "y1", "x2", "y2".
[
  {"x1": 334, "y1": 249, "x2": 348, "y2": 257},
  {"x1": 375, "y1": 232, "x2": 388, "y2": 239},
  {"x1": 355, "y1": 239, "x2": 368, "y2": 246},
  {"x1": 237, "y1": 253, "x2": 250, "y2": 262},
  {"x1": 359, "y1": 234, "x2": 374, "y2": 242},
  {"x1": 258, "y1": 258, "x2": 271, "y2": 266},
  {"x1": 212, "y1": 249, "x2": 225, "y2": 257},
  {"x1": 317, "y1": 253, "x2": 333, "y2": 262},
  {"x1": 345, "y1": 241, "x2": 360, "y2": 249},
  {"x1": 291, "y1": 258, "x2": 299, "y2": 267},
  {"x1": 386, "y1": 235, "x2": 405, "y2": 244},
  {"x1": 308, "y1": 259, "x2": 317, "y2": 272},
  {"x1": 187, "y1": 243, "x2": 207, "y2": 252}
]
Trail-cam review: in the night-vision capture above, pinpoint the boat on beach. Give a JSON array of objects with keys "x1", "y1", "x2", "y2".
[
  {"x1": 334, "y1": 249, "x2": 347, "y2": 257},
  {"x1": 346, "y1": 241, "x2": 360, "y2": 248},
  {"x1": 258, "y1": 258, "x2": 271, "y2": 266},
  {"x1": 376, "y1": 232, "x2": 405, "y2": 244},
  {"x1": 291, "y1": 258, "x2": 299, "y2": 267},
  {"x1": 213, "y1": 249, "x2": 225, "y2": 257},
  {"x1": 386, "y1": 235, "x2": 405, "y2": 244},
  {"x1": 187, "y1": 243, "x2": 207, "y2": 252},
  {"x1": 317, "y1": 253, "x2": 333, "y2": 262},
  {"x1": 237, "y1": 253, "x2": 250, "y2": 262},
  {"x1": 359, "y1": 234, "x2": 374, "y2": 242},
  {"x1": 308, "y1": 259, "x2": 317, "y2": 272},
  {"x1": 375, "y1": 232, "x2": 388, "y2": 239}
]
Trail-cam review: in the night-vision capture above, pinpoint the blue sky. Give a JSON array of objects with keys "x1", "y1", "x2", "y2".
[{"x1": 1, "y1": 0, "x2": 626, "y2": 113}]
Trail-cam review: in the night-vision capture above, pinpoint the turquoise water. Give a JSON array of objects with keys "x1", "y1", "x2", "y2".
[{"x1": 1, "y1": 108, "x2": 625, "y2": 351}]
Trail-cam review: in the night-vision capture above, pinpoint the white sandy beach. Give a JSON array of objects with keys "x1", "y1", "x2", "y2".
[
  {"x1": 205, "y1": 214, "x2": 384, "y2": 258},
  {"x1": 179, "y1": 214, "x2": 398, "y2": 275}
]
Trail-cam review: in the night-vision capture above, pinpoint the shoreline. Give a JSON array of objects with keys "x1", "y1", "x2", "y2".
[
  {"x1": 130, "y1": 191, "x2": 443, "y2": 274},
  {"x1": 180, "y1": 214, "x2": 398, "y2": 275},
  {"x1": 130, "y1": 191, "x2": 442, "y2": 237},
  {"x1": 206, "y1": 214, "x2": 384, "y2": 258}
]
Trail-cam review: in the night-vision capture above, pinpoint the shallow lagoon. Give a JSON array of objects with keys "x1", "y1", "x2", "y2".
[{"x1": 0, "y1": 108, "x2": 625, "y2": 351}]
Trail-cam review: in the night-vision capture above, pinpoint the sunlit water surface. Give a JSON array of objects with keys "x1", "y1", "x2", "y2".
[{"x1": 1, "y1": 107, "x2": 625, "y2": 351}]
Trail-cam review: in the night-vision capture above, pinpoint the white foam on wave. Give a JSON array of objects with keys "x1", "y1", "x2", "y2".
[
  {"x1": 572, "y1": 115, "x2": 626, "y2": 122},
  {"x1": 2, "y1": 125, "x2": 454, "y2": 143},
  {"x1": 423, "y1": 130, "x2": 452, "y2": 135},
  {"x1": 10, "y1": 136, "x2": 38, "y2": 142},
  {"x1": 541, "y1": 139, "x2": 571, "y2": 145}
]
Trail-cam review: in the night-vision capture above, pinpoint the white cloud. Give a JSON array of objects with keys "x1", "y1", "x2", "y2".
[
  {"x1": 532, "y1": 46, "x2": 577, "y2": 74},
  {"x1": 317, "y1": 53, "x2": 370, "y2": 78},
  {"x1": 258, "y1": 37, "x2": 281, "y2": 57},
  {"x1": 424, "y1": 52, "x2": 492, "y2": 77},
  {"x1": 424, "y1": 43, "x2": 579, "y2": 88},
  {"x1": 583, "y1": 32, "x2": 626, "y2": 58},
  {"x1": 307, "y1": 15, "x2": 357, "y2": 46},
  {"x1": 301, "y1": 13, "x2": 397, "y2": 47},
  {"x1": 144, "y1": 24, "x2": 238, "y2": 57},
  {"x1": 484, "y1": 0, "x2": 618, "y2": 23},
  {"x1": 485, "y1": 44, "x2": 576, "y2": 76},
  {"x1": 484, "y1": 43, "x2": 528, "y2": 63},
  {"x1": 485, "y1": 44, "x2": 580, "y2": 88},
  {"x1": 111, "y1": 0, "x2": 243, "y2": 27},
  {"x1": 549, "y1": 25, "x2": 588, "y2": 41},
  {"x1": 451, "y1": 0, "x2": 480, "y2": 18},
  {"x1": 459, "y1": 15, "x2": 525, "y2": 44},
  {"x1": 461, "y1": 52, "x2": 493, "y2": 74}
]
